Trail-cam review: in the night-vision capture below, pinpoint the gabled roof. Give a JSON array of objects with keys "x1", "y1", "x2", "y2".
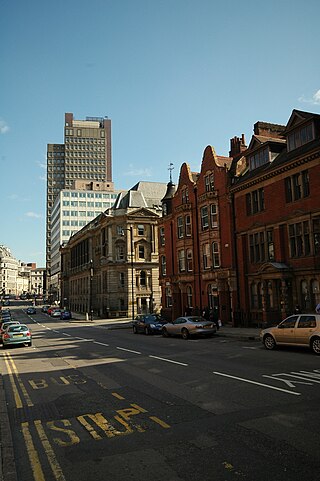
[
  {"x1": 113, "y1": 181, "x2": 167, "y2": 210},
  {"x1": 247, "y1": 135, "x2": 286, "y2": 152},
  {"x1": 285, "y1": 109, "x2": 320, "y2": 132}
]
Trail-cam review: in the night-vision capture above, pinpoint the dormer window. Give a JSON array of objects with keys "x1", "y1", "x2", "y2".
[
  {"x1": 287, "y1": 123, "x2": 314, "y2": 152},
  {"x1": 249, "y1": 147, "x2": 269, "y2": 170}
]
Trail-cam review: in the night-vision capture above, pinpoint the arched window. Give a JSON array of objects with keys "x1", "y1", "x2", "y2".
[
  {"x1": 187, "y1": 286, "x2": 193, "y2": 308},
  {"x1": 140, "y1": 270, "x2": 146, "y2": 287}
]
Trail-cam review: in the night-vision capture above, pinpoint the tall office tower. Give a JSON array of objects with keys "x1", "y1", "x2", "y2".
[{"x1": 46, "y1": 113, "x2": 112, "y2": 281}]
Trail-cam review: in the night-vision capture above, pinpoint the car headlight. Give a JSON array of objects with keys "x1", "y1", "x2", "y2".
[{"x1": 149, "y1": 324, "x2": 155, "y2": 328}]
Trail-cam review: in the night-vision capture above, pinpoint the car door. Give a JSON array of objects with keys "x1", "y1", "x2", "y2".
[
  {"x1": 170, "y1": 317, "x2": 187, "y2": 335},
  {"x1": 274, "y1": 316, "x2": 299, "y2": 344},
  {"x1": 294, "y1": 315, "x2": 317, "y2": 345}
]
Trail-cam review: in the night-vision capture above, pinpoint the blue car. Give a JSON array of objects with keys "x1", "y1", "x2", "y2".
[
  {"x1": 132, "y1": 314, "x2": 167, "y2": 335},
  {"x1": 26, "y1": 307, "x2": 36, "y2": 315},
  {"x1": 60, "y1": 310, "x2": 72, "y2": 320}
]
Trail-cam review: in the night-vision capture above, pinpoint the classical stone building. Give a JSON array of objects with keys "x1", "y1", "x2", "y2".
[{"x1": 60, "y1": 182, "x2": 167, "y2": 318}]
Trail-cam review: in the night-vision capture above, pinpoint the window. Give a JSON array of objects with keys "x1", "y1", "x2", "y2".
[
  {"x1": 182, "y1": 188, "x2": 189, "y2": 204},
  {"x1": 289, "y1": 221, "x2": 310, "y2": 257},
  {"x1": 249, "y1": 147, "x2": 269, "y2": 170},
  {"x1": 165, "y1": 287, "x2": 172, "y2": 307},
  {"x1": 202, "y1": 243, "x2": 210, "y2": 269},
  {"x1": 161, "y1": 256, "x2": 166, "y2": 276},
  {"x1": 177, "y1": 216, "x2": 184, "y2": 238},
  {"x1": 279, "y1": 317, "x2": 298, "y2": 328},
  {"x1": 212, "y1": 242, "x2": 220, "y2": 267},
  {"x1": 138, "y1": 245, "x2": 145, "y2": 259},
  {"x1": 186, "y1": 286, "x2": 193, "y2": 308},
  {"x1": 116, "y1": 245, "x2": 124, "y2": 261},
  {"x1": 210, "y1": 204, "x2": 218, "y2": 228},
  {"x1": 117, "y1": 225, "x2": 124, "y2": 236},
  {"x1": 246, "y1": 188, "x2": 265, "y2": 215},
  {"x1": 178, "y1": 250, "x2": 185, "y2": 272},
  {"x1": 119, "y1": 272, "x2": 125, "y2": 288},
  {"x1": 159, "y1": 227, "x2": 165, "y2": 246},
  {"x1": 140, "y1": 270, "x2": 146, "y2": 286},
  {"x1": 313, "y1": 217, "x2": 320, "y2": 255},
  {"x1": 201, "y1": 206, "x2": 209, "y2": 230},
  {"x1": 205, "y1": 173, "x2": 214, "y2": 192},
  {"x1": 186, "y1": 249, "x2": 193, "y2": 271},
  {"x1": 185, "y1": 215, "x2": 191, "y2": 236},
  {"x1": 297, "y1": 315, "x2": 316, "y2": 328},
  {"x1": 267, "y1": 230, "x2": 275, "y2": 260},
  {"x1": 137, "y1": 224, "x2": 145, "y2": 235},
  {"x1": 249, "y1": 232, "x2": 265, "y2": 263},
  {"x1": 287, "y1": 123, "x2": 314, "y2": 151},
  {"x1": 285, "y1": 170, "x2": 310, "y2": 202}
]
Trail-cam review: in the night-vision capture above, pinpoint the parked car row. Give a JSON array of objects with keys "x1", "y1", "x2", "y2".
[
  {"x1": 41, "y1": 306, "x2": 72, "y2": 320},
  {"x1": 132, "y1": 314, "x2": 217, "y2": 339},
  {"x1": 1, "y1": 309, "x2": 32, "y2": 348}
]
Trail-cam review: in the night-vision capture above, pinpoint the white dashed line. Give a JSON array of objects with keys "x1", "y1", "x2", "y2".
[
  {"x1": 93, "y1": 341, "x2": 110, "y2": 347},
  {"x1": 149, "y1": 355, "x2": 188, "y2": 366},
  {"x1": 116, "y1": 347, "x2": 141, "y2": 354}
]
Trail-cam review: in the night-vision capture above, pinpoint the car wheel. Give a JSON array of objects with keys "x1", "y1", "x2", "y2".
[
  {"x1": 181, "y1": 328, "x2": 189, "y2": 340},
  {"x1": 263, "y1": 334, "x2": 276, "y2": 350},
  {"x1": 162, "y1": 328, "x2": 169, "y2": 337},
  {"x1": 311, "y1": 337, "x2": 320, "y2": 355},
  {"x1": 133, "y1": 325, "x2": 138, "y2": 334},
  {"x1": 144, "y1": 327, "x2": 150, "y2": 335},
  {"x1": 28, "y1": 341, "x2": 32, "y2": 347}
]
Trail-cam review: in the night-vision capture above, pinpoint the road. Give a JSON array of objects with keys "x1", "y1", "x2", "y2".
[{"x1": 1, "y1": 307, "x2": 320, "y2": 481}]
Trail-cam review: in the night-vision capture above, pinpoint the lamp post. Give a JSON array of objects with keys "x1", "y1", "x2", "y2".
[
  {"x1": 123, "y1": 227, "x2": 135, "y2": 321},
  {"x1": 89, "y1": 259, "x2": 93, "y2": 321}
]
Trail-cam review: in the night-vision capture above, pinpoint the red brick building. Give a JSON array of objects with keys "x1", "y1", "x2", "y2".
[
  {"x1": 231, "y1": 109, "x2": 320, "y2": 326},
  {"x1": 159, "y1": 109, "x2": 320, "y2": 327},
  {"x1": 159, "y1": 145, "x2": 243, "y2": 324}
]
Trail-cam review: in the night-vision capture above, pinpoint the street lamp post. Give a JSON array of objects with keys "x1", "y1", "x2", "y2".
[
  {"x1": 122, "y1": 227, "x2": 135, "y2": 321},
  {"x1": 89, "y1": 259, "x2": 93, "y2": 321}
]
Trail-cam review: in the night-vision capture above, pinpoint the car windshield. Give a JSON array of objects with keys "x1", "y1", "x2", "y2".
[
  {"x1": 8, "y1": 325, "x2": 28, "y2": 332},
  {"x1": 188, "y1": 317, "x2": 206, "y2": 323}
]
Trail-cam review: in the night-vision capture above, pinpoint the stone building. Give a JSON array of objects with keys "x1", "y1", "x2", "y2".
[{"x1": 60, "y1": 182, "x2": 167, "y2": 318}]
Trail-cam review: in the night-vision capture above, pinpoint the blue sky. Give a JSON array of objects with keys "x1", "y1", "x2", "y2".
[{"x1": 1, "y1": 0, "x2": 320, "y2": 267}]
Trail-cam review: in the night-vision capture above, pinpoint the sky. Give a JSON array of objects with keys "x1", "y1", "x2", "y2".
[{"x1": 1, "y1": 0, "x2": 320, "y2": 267}]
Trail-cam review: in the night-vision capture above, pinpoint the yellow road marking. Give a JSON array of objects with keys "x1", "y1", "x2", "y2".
[
  {"x1": 149, "y1": 416, "x2": 171, "y2": 428},
  {"x1": 3, "y1": 352, "x2": 22, "y2": 409},
  {"x1": 21, "y1": 422, "x2": 46, "y2": 481},
  {"x1": 112, "y1": 392, "x2": 125, "y2": 400},
  {"x1": 34, "y1": 420, "x2": 67, "y2": 481},
  {"x1": 6, "y1": 352, "x2": 33, "y2": 406}
]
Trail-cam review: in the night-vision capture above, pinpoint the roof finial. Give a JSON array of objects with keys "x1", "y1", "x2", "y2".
[{"x1": 168, "y1": 163, "x2": 174, "y2": 183}]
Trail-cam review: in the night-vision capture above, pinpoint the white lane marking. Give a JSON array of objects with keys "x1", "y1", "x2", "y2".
[
  {"x1": 116, "y1": 347, "x2": 141, "y2": 354},
  {"x1": 213, "y1": 371, "x2": 301, "y2": 396},
  {"x1": 41, "y1": 325, "x2": 47, "y2": 328},
  {"x1": 52, "y1": 330, "x2": 60, "y2": 333},
  {"x1": 263, "y1": 375, "x2": 311, "y2": 387},
  {"x1": 46, "y1": 327, "x2": 51, "y2": 330},
  {"x1": 242, "y1": 346, "x2": 257, "y2": 349},
  {"x1": 93, "y1": 341, "x2": 110, "y2": 347},
  {"x1": 62, "y1": 333, "x2": 72, "y2": 337},
  {"x1": 149, "y1": 355, "x2": 188, "y2": 366}
]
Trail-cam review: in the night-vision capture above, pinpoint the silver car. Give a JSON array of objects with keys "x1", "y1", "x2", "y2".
[
  {"x1": 2, "y1": 323, "x2": 32, "y2": 348},
  {"x1": 260, "y1": 314, "x2": 320, "y2": 354},
  {"x1": 162, "y1": 316, "x2": 217, "y2": 340}
]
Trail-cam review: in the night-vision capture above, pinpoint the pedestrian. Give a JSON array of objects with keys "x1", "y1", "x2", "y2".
[
  {"x1": 294, "y1": 305, "x2": 301, "y2": 314},
  {"x1": 316, "y1": 303, "x2": 320, "y2": 314}
]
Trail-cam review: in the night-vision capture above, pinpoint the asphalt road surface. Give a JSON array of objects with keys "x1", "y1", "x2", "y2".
[{"x1": 1, "y1": 307, "x2": 320, "y2": 481}]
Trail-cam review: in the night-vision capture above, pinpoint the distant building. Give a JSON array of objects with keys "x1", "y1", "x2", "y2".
[
  {"x1": 49, "y1": 181, "x2": 121, "y2": 301},
  {"x1": 60, "y1": 182, "x2": 167, "y2": 318},
  {"x1": 46, "y1": 113, "x2": 112, "y2": 283},
  {"x1": 0, "y1": 246, "x2": 19, "y2": 296}
]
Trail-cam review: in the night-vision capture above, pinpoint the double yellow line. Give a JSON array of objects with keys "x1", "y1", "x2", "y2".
[
  {"x1": 3, "y1": 350, "x2": 33, "y2": 409},
  {"x1": 2, "y1": 351, "x2": 67, "y2": 481}
]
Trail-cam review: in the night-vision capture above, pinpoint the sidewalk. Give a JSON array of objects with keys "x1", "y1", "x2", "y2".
[{"x1": 69, "y1": 313, "x2": 262, "y2": 341}]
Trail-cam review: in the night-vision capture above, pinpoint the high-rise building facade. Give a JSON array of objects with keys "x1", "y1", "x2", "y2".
[{"x1": 46, "y1": 113, "x2": 112, "y2": 282}]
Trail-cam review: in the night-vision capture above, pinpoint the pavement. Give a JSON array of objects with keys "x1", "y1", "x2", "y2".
[{"x1": 0, "y1": 313, "x2": 261, "y2": 481}]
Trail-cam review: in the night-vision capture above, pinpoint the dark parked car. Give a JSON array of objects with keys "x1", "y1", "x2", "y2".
[
  {"x1": 132, "y1": 314, "x2": 167, "y2": 335},
  {"x1": 42, "y1": 305, "x2": 50, "y2": 313},
  {"x1": 60, "y1": 310, "x2": 72, "y2": 320},
  {"x1": 26, "y1": 307, "x2": 36, "y2": 315},
  {"x1": 162, "y1": 316, "x2": 217, "y2": 339}
]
